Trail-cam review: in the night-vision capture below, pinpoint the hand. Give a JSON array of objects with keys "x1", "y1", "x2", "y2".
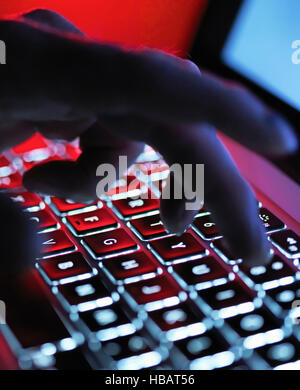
[{"x1": 0, "y1": 9, "x2": 298, "y2": 268}]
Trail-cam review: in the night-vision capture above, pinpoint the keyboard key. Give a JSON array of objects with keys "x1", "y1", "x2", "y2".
[
  {"x1": 12, "y1": 133, "x2": 49, "y2": 155},
  {"x1": 147, "y1": 302, "x2": 206, "y2": 340},
  {"x1": 112, "y1": 193, "x2": 159, "y2": 218},
  {"x1": 8, "y1": 191, "x2": 43, "y2": 210},
  {"x1": 129, "y1": 214, "x2": 167, "y2": 240},
  {"x1": 101, "y1": 332, "x2": 164, "y2": 370},
  {"x1": 49, "y1": 349, "x2": 92, "y2": 370},
  {"x1": 258, "y1": 208, "x2": 285, "y2": 233},
  {"x1": 39, "y1": 229, "x2": 76, "y2": 257},
  {"x1": 225, "y1": 308, "x2": 281, "y2": 342},
  {"x1": 173, "y1": 329, "x2": 232, "y2": 369},
  {"x1": 0, "y1": 172, "x2": 22, "y2": 189},
  {"x1": 51, "y1": 197, "x2": 97, "y2": 215},
  {"x1": 82, "y1": 228, "x2": 138, "y2": 259},
  {"x1": 255, "y1": 337, "x2": 300, "y2": 368},
  {"x1": 124, "y1": 275, "x2": 182, "y2": 308},
  {"x1": 267, "y1": 281, "x2": 300, "y2": 312},
  {"x1": 57, "y1": 277, "x2": 114, "y2": 311},
  {"x1": 211, "y1": 239, "x2": 241, "y2": 263},
  {"x1": 197, "y1": 281, "x2": 256, "y2": 317},
  {"x1": 172, "y1": 256, "x2": 230, "y2": 289},
  {"x1": 79, "y1": 304, "x2": 135, "y2": 341},
  {"x1": 0, "y1": 155, "x2": 11, "y2": 170},
  {"x1": 66, "y1": 208, "x2": 118, "y2": 236},
  {"x1": 106, "y1": 175, "x2": 141, "y2": 199},
  {"x1": 0, "y1": 157, "x2": 14, "y2": 182},
  {"x1": 102, "y1": 251, "x2": 161, "y2": 284},
  {"x1": 193, "y1": 214, "x2": 221, "y2": 240},
  {"x1": 270, "y1": 230, "x2": 300, "y2": 259},
  {"x1": 38, "y1": 252, "x2": 93, "y2": 283},
  {"x1": 29, "y1": 209, "x2": 59, "y2": 232},
  {"x1": 240, "y1": 255, "x2": 297, "y2": 290},
  {"x1": 149, "y1": 233, "x2": 207, "y2": 265},
  {"x1": 136, "y1": 159, "x2": 169, "y2": 180},
  {"x1": 102, "y1": 333, "x2": 151, "y2": 363}
]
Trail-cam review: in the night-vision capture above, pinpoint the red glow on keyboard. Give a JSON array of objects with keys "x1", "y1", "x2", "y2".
[{"x1": 12, "y1": 133, "x2": 49, "y2": 155}]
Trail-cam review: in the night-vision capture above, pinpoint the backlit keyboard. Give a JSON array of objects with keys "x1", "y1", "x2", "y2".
[{"x1": 0, "y1": 134, "x2": 300, "y2": 370}]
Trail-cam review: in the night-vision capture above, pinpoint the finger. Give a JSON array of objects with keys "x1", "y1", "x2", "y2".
[
  {"x1": 98, "y1": 114, "x2": 271, "y2": 266},
  {"x1": 159, "y1": 123, "x2": 271, "y2": 266},
  {"x1": 21, "y1": 8, "x2": 84, "y2": 35},
  {"x1": 0, "y1": 19, "x2": 297, "y2": 155},
  {"x1": 23, "y1": 122, "x2": 144, "y2": 201}
]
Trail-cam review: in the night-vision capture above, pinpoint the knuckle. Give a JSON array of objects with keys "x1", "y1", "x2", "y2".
[
  {"x1": 22, "y1": 8, "x2": 55, "y2": 19},
  {"x1": 224, "y1": 83, "x2": 256, "y2": 109},
  {"x1": 183, "y1": 59, "x2": 201, "y2": 74},
  {"x1": 237, "y1": 177, "x2": 256, "y2": 204},
  {"x1": 21, "y1": 8, "x2": 83, "y2": 35}
]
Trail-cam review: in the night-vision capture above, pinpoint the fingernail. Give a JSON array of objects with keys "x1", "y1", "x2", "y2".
[{"x1": 175, "y1": 224, "x2": 191, "y2": 236}]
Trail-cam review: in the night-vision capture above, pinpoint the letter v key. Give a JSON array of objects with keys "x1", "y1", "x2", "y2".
[{"x1": 39, "y1": 230, "x2": 75, "y2": 257}]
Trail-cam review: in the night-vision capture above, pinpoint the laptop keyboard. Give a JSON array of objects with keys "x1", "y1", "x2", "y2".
[{"x1": 0, "y1": 133, "x2": 300, "y2": 370}]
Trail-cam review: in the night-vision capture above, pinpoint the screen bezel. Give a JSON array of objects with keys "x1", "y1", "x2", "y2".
[{"x1": 189, "y1": 0, "x2": 300, "y2": 184}]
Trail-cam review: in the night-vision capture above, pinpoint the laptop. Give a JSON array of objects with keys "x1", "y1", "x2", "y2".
[{"x1": 0, "y1": 0, "x2": 299, "y2": 370}]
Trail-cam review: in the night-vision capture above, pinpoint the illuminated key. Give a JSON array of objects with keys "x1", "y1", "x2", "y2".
[
  {"x1": 57, "y1": 277, "x2": 113, "y2": 311},
  {"x1": 225, "y1": 308, "x2": 281, "y2": 342},
  {"x1": 130, "y1": 214, "x2": 167, "y2": 240},
  {"x1": 258, "y1": 208, "x2": 285, "y2": 233},
  {"x1": 240, "y1": 254, "x2": 297, "y2": 289},
  {"x1": 39, "y1": 230, "x2": 76, "y2": 257},
  {"x1": 29, "y1": 209, "x2": 59, "y2": 232},
  {"x1": 270, "y1": 230, "x2": 300, "y2": 259},
  {"x1": 197, "y1": 281, "x2": 256, "y2": 317},
  {"x1": 172, "y1": 256, "x2": 229, "y2": 289},
  {"x1": 148, "y1": 302, "x2": 206, "y2": 338},
  {"x1": 193, "y1": 214, "x2": 221, "y2": 240},
  {"x1": 255, "y1": 337, "x2": 300, "y2": 368},
  {"x1": 112, "y1": 194, "x2": 159, "y2": 218},
  {"x1": 124, "y1": 275, "x2": 182, "y2": 307},
  {"x1": 79, "y1": 303, "x2": 135, "y2": 341},
  {"x1": 149, "y1": 233, "x2": 207, "y2": 265},
  {"x1": 8, "y1": 191, "x2": 43, "y2": 210},
  {"x1": 66, "y1": 208, "x2": 118, "y2": 236},
  {"x1": 38, "y1": 252, "x2": 93, "y2": 283},
  {"x1": 174, "y1": 329, "x2": 232, "y2": 369},
  {"x1": 51, "y1": 197, "x2": 97, "y2": 215},
  {"x1": 102, "y1": 251, "x2": 160, "y2": 283},
  {"x1": 82, "y1": 228, "x2": 138, "y2": 259}
]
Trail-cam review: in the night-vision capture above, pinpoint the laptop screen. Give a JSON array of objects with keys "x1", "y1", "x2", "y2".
[{"x1": 222, "y1": 0, "x2": 300, "y2": 113}]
